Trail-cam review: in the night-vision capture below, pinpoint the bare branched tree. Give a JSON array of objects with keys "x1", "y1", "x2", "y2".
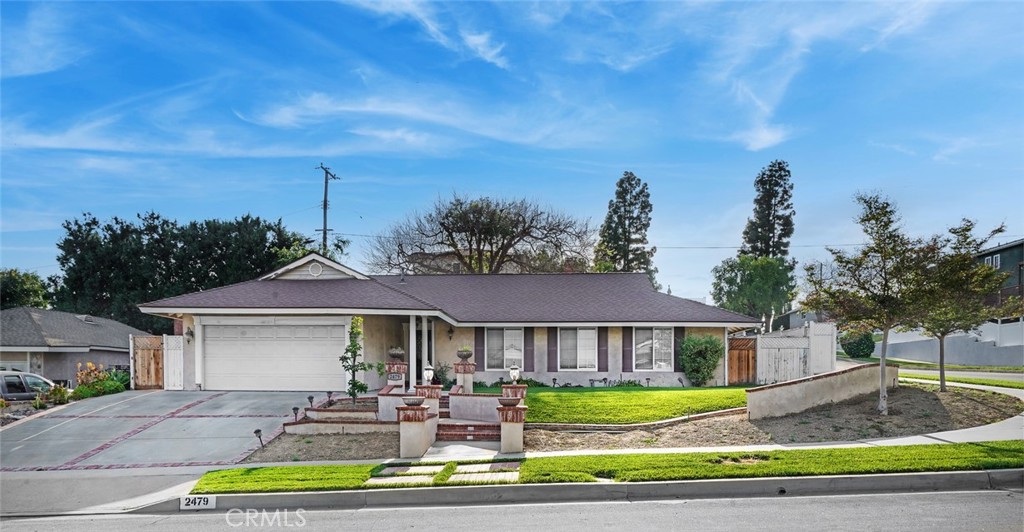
[{"x1": 365, "y1": 195, "x2": 594, "y2": 274}]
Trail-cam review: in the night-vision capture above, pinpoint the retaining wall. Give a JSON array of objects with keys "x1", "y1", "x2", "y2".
[{"x1": 746, "y1": 363, "x2": 899, "y2": 420}]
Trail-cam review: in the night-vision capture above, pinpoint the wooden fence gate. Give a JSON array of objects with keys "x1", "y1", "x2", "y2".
[
  {"x1": 728, "y1": 337, "x2": 757, "y2": 384},
  {"x1": 131, "y1": 335, "x2": 164, "y2": 390}
]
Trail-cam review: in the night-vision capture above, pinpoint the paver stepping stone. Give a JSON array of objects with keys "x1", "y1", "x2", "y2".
[
  {"x1": 379, "y1": 465, "x2": 446, "y2": 476},
  {"x1": 364, "y1": 475, "x2": 435, "y2": 486},
  {"x1": 454, "y1": 462, "x2": 520, "y2": 473},
  {"x1": 448, "y1": 472, "x2": 519, "y2": 483}
]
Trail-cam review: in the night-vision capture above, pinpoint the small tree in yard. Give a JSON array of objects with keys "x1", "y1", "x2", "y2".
[
  {"x1": 339, "y1": 317, "x2": 377, "y2": 404},
  {"x1": 839, "y1": 330, "x2": 875, "y2": 358},
  {"x1": 678, "y1": 335, "x2": 724, "y2": 387},
  {"x1": 803, "y1": 193, "x2": 933, "y2": 415},
  {"x1": 916, "y1": 219, "x2": 1014, "y2": 392}
]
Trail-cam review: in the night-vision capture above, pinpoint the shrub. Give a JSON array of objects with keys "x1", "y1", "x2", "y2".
[
  {"x1": 76, "y1": 362, "x2": 107, "y2": 386},
  {"x1": 70, "y1": 386, "x2": 98, "y2": 400},
  {"x1": 678, "y1": 335, "x2": 724, "y2": 387},
  {"x1": 109, "y1": 369, "x2": 130, "y2": 389},
  {"x1": 0, "y1": 398, "x2": 7, "y2": 413},
  {"x1": 517, "y1": 377, "x2": 550, "y2": 388},
  {"x1": 432, "y1": 362, "x2": 455, "y2": 387},
  {"x1": 47, "y1": 384, "x2": 71, "y2": 405},
  {"x1": 840, "y1": 331, "x2": 875, "y2": 358},
  {"x1": 613, "y1": 379, "x2": 645, "y2": 387},
  {"x1": 32, "y1": 394, "x2": 48, "y2": 410}
]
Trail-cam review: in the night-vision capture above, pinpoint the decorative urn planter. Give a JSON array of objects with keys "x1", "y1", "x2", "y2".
[
  {"x1": 402, "y1": 396, "x2": 425, "y2": 406},
  {"x1": 388, "y1": 347, "x2": 406, "y2": 361},
  {"x1": 456, "y1": 348, "x2": 473, "y2": 361},
  {"x1": 497, "y1": 397, "x2": 521, "y2": 407}
]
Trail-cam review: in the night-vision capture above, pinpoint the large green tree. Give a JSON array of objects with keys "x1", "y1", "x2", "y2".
[
  {"x1": 916, "y1": 220, "x2": 1013, "y2": 391},
  {"x1": 0, "y1": 268, "x2": 50, "y2": 310},
  {"x1": 711, "y1": 255, "x2": 796, "y2": 321},
  {"x1": 741, "y1": 160, "x2": 795, "y2": 258},
  {"x1": 711, "y1": 160, "x2": 796, "y2": 317},
  {"x1": 366, "y1": 195, "x2": 593, "y2": 274},
  {"x1": 50, "y1": 212, "x2": 303, "y2": 333},
  {"x1": 594, "y1": 171, "x2": 659, "y2": 289},
  {"x1": 803, "y1": 193, "x2": 932, "y2": 414}
]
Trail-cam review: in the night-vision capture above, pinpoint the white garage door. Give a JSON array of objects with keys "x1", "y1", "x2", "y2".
[{"x1": 203, "y1": 323, "x2": 347, "y2": 391}]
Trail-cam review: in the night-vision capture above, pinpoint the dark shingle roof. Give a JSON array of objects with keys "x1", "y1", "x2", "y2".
[
  {"x1": 373, "y1": 273, "x2": 758, "y2": 324},
  {"x1": 141, "y1": 271, "x2": 758, "y2": 325},
  {"x1": 141, "y1": 279, "x2": 435, "y2": 311},
  {"x1": 1, "y1": 307, "x2": 151, "y2": 349}
]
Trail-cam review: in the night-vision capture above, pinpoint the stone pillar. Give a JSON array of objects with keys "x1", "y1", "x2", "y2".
[
  {"x1": 408, "y1": 315, "x2": 417, "y2": 392},
  {"x1": 398, "y1": 405, "x2": 437, "y2": 458},
  {"x1": 454, "y1": 361, "x2": 476, "y2": 394},
  {"x1": 385, "y1": 361, "x2": 408, "y2": 389},
  {"x1": 498, "y1": 405, "x2": 527, "y2": 454},
  {"x1": 415, "y1": 385, "x2": 443, "y2": 416},
  {"x1": 502, "y1": 384, "x2": 527, "y2": 399}
]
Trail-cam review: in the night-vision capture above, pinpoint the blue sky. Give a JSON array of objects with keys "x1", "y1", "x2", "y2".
[{"x1": 2, "y1": 1, "x2": 1022, "y2": 301}]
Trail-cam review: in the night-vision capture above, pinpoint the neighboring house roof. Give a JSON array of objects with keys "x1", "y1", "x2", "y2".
[
  {"x1": 1, "y1": 307, "x2": 150, "y2": 350},
  {"x1": 976, "y1": 237, "x2": 1024, "y2": 256},
  {"x1": 140, "y1": 254, "x2": 759, "y2": 326}
]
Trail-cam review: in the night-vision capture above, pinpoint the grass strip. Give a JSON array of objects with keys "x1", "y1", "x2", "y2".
[
  {"x1": 900, "y1": 373, "x2": 1024, "y2": 390},
  {"x1": 838, "y1": 354, "x2": 1023, "y2": 373},
  {"x1": 433, "y1": 462, "x2": 457, "y2": 485},
  {"x1": 518, "y1": 441, "x2": 1024, "y2": 483},
  {"x1": 193, "y1": 464, "x2": 377, "y2": 494},
  {"x1": 192, "y1": 441, "x2": 1023, "y2": 494}
]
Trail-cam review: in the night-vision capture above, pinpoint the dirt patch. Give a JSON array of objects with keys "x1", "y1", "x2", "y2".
[
  {"x1": 244, "y1": 432, "x2": 400, "y2": 463},
  {"x1": 525, "y1": 383, "x2": 1023, "y2": 451}
]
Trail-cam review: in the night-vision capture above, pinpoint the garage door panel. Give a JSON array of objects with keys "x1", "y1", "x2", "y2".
[{"x1": 203, "y1": 323, "x2": 347, "y2": 391}]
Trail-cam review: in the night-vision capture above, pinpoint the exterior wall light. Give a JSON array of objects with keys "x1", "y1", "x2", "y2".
[{"x1": 423, "y1": 364, "x2": 434, "y2": 384}]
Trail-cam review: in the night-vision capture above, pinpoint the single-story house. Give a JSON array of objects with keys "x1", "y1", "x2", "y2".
[
  {"x1": 138, "y1": 253, "x2": 760, "y2": 392},
  {"x1": 0, "y1": 307, "x2": 148, "y2": 386}
]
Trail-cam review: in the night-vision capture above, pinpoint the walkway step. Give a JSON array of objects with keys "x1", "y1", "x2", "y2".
[{"x1": 439, "y1": 409, "x2": 450, "y2": 419}]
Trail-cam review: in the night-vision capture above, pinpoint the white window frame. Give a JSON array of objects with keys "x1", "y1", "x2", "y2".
[
  {"x1": 993, "y1": 254, "x2": 1001, "y2": 269},
  {"x1": 558, "y1": 328, "x2": 598, "y2": 371},
  {"x1": 984, "y1": 256, "x2": 993, "y2": 267},
  {"x1": 633, "y1": 327, "x2": 674, "y2": 372},
  {"x1": 484, "y1": 328, "x2": 524, "y2": 371}
]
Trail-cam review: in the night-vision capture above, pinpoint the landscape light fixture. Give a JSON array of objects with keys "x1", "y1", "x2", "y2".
[
  {"x1": 307, "y1": 395, "x2": 315, "y2": 408},
  {"x1": 254, "y1": 429, "x2": 264, "y2": 448},
  {"x1": 423, "y1": 365, "x2": 434, "y2": 384},
  {"x1": 509, "y1": 364, "x2": 521, "y2": 384},
  {"x1": 292, "y1": 406, "x2": 300, "y2": 421},
  {"x1": 326, "y1": 391, "x2": 333, "y2": 406}
]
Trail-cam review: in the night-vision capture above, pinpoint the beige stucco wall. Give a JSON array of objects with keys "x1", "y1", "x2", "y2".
[
  {"x1": 685, "y1": 327, "x2": 728, "y2": 387},
  {"x1": 433, "y1": 324, "x2": 475, "y2": 370},
  {"x1": 746, "y1": 363, "x2": 900, "y2": 420},
  {"x1": 361, "y1": 315, "x2": 406, "y2": 390}
]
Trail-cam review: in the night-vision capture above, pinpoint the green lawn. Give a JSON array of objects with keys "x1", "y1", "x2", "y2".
[
  {"x1": 838, "y1": 354, "x2": 1024, "y2": 373},
  {"x1": 498, "y1": 387, "x2": 748, "y2": 424},
  {"x1": 900, "y1": 373, "x2": 1024, "y2": 390},
  {"x1": 519, "y1": 441, "x2": 1024, "y2": 483},
  {"x1": 193, "y1": 464, "x2": 378, "y2": 494},
  {"x1": 192, "y1": 441, "x2": 1024, "y2": 494}
]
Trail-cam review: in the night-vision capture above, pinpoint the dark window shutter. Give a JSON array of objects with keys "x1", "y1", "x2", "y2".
[
  {"x1": 622, "y1": 327, "x2": 633, "y2": 373},
  {"x1": 547, "y1": 327, "x2": 558, "y2": 372},
  {"x1": 673, "y1": 327, "x2": 685, "y2": 373},
  {"x1": 475, "y1": 327, "x2": 485, "y2": 368},
  {"x1": 597, "y1": 327, "x2": 608, "y2": 372},
  {"x1": 524, "y1": 327, "x2": 535, "y2": 372}
]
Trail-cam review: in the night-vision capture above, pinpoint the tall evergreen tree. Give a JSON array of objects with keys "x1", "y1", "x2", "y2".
[
  {"x1": 741, "y1": 160, "x2": 795, "y2": 258},
  {"x1": 594, "y1": 171, "x2": 659, "y2": 289}
]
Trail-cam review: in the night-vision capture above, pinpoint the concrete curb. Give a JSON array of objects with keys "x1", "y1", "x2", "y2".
[{"x1": 135, "y1": 468, "x2": 1023, "y2": 515}]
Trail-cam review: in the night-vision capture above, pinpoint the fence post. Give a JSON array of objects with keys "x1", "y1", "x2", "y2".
[{"x1": 129, "y1": 334, "x2": 135, "y2": 391}]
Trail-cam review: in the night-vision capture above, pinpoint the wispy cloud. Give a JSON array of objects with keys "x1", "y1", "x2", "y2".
[
  {"x1": 932, "y1": 136, "x2": 978, "y2": 162},
  {"x1": 342, "y1": 0, "x2": 510, "y2": 68},
  {"x1": 1, "y1": 4, "x2": 89, "y2": 77},
  {"x1": 869, "y1": 140, "x2": 917, "y2": 156},
  {"x1": 460, "y1": 31, "x2": 508, "y2": 69}
]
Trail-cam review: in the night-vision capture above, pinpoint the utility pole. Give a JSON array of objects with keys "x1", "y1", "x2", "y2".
[{"x1": 316, "y1": 163, "x2": 340, "y2": 255}]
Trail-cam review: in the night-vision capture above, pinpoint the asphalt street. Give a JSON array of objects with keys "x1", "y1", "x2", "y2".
[{"x1": 2, "y1": 490, "x2": 1022, "y2": 532}]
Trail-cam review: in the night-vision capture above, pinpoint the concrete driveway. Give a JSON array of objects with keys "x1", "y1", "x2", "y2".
[{"x1": 0, "y1": 390, "x2": 318, "y2": 471}]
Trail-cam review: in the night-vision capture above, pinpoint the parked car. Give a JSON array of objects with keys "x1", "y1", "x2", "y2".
[{"x1": 0, "y1": 371, "x2": 55, "y2": 401}]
